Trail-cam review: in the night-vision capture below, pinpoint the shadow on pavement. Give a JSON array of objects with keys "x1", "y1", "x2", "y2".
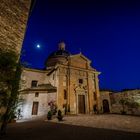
[{"x1": 0, "y1": 121, "x2": 140, "y2": 140}]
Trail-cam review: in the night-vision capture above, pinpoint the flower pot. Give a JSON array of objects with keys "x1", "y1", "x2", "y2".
[
  {"x1": 57, "y1": 116, "x2": 63, "y2": 121},
  {"x1": 47, "y1": 116, "x2": 52, "y2": 120}
]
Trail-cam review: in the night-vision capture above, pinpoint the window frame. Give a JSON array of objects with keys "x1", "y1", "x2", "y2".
[
  {"x1": 79, "y1": 79, "x2": 83, "y2": 84},
  {"x1": 31, "y1": 80, "x2": 38, "y2": 87},
  {"x1": 35, "y1": 92, "x2": 39, "y2": 97}
]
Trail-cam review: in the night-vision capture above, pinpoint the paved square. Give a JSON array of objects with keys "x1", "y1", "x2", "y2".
[{"x1": 49, "y1": 114, "x2": 140, "y2": 133}]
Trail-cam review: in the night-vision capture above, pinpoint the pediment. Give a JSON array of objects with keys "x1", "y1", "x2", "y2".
[
  {"x1": 70, "y1": 53, "x2": 91, "y2": 68},
  {"x1": 74, "y1": 84, "x2": 88, "y2": 92},
  {"x1": 70, "y1": 53, "x2": 91, "y2": 63}
]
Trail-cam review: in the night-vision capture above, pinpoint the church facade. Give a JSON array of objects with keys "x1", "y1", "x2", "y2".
[{"x1": 19, "y1": 42, "x2": 101, "y2": 119}]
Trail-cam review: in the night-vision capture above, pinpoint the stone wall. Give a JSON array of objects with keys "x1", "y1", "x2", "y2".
[
  {"x1": 21, "y1": 68, "x2": 46, "y2": 90},
  {"x1": 20, "y1": 92, "x2": 56, "y2": 119},
  {"x1": 111, "y1": 90, "x2": 140, "y2": 115},
  {"x1": 70, "y1": 54, "x2": 89, "y2": 69},
  {"x1": 0, "y1": 0, "x2": 31, "y2": 53}
]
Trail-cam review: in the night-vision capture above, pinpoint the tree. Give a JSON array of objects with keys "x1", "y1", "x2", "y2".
[
  {"x1": 0, "y1": 48, "x2": 21, "y2": 135},
  {"x1": 119, "y1": 97, "x2": 140, "y2": 115},
  {"x1": 119, "y1": 98, "x2": 127, "y2": 114},
  {"x1": 125, "y1": 99, "x2": 139, "y2": 114}
]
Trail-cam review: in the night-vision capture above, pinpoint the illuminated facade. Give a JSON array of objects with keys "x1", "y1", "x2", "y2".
[{"x1": 19, "y1": 42, "x2": 101, "y2": 119}]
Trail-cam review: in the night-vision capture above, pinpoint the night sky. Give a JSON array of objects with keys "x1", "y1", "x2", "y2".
[{"x1": 21, "y1": 0, "x2": 140, "y2": 91}]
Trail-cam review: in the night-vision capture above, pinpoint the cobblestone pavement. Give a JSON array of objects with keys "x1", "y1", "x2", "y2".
[{"x1": 49, "y1": 114, "x2": 140, "y2": 133}]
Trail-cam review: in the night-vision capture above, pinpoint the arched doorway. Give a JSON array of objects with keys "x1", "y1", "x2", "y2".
[{"x1": 103, "y1": 99, "x2": 110, "y2": 113}]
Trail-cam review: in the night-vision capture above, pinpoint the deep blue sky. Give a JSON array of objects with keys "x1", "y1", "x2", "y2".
[{"x1": 21, "y1": 0, "x2": 140, "y2": 91}]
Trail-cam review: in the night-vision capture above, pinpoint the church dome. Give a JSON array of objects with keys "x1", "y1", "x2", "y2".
[{"x1": 46, "y1": 42, "x2": 70, "y2": 68}]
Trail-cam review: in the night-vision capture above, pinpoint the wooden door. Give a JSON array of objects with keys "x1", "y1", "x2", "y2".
[
  {"x1": 32, "y1": 102, "x2": 39, "y2": 115},
  {"x1": 78, "y1": 95, "x2": 85, "y2": 114}
]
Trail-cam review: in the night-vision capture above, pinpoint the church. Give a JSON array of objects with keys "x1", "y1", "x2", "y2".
[{"x1": 19, "y1": 42, "x2": 101, "y2": 119}]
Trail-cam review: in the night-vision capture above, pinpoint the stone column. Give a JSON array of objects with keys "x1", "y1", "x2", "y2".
[
  {"x1": 87, "y1": 72, "x2": 94, "y2": 114},
  {"x1": 57, "y1": 67, "x2": 64, "y2": 111},
  {"x1": 95, "y1": 73, "x2": 101, "y2": 112}
]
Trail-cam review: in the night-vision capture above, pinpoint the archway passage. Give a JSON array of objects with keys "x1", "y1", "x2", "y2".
[
  {"x1": 78, "y1": 95, "x2": 85, "y2": 114},
  {"x1": 103, "y1": 99, "x2": 110, "y2": 113}
]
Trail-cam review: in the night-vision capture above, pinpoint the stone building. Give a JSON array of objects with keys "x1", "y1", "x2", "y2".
[
  {"x1": 0, "y1": 0, "x2": 32, "y2": 53},
  {"x1": 19, "y1": 42, "x2": 101, "y2": 119}
]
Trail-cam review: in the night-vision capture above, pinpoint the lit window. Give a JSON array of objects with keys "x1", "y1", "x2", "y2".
[
  {"x1": 79, "y1": 79, "x2": 83, "y2": 84},
  {"x1": 35, "y1": 92, "x2": 39, "y2": 97},
  {"x1": 64, "y1": 90, "x2": 67, "y2": 99},
  {"x1": 31, "y1": 80, "x2": 38, "y2": 87}
]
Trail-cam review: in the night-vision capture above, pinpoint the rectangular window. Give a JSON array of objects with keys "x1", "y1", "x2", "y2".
[
  {"x1": 31, "y1": 80, "x2": 38, "y2": 87},
  {"x1": 32, "y1": 102, "x2": 39, "y2": 115},
  {"x1": 64, "y1": 90, "x2": 67, "y2": 100},
  {"x1": 79, "y1": 79, "x2": 83, "y2": 84},
  {"x1": 35, "y1": 92, "x2": 39, "y2": 97}
]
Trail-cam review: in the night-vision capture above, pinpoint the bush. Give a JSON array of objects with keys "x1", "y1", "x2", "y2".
[{"x1": 47, "y1": 111, "x2": 52, "y2": 120}]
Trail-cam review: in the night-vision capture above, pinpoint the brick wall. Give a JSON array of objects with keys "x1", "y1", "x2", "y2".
[{"x1": 0, "y1": 0, "x2": 31, "y2": 54}]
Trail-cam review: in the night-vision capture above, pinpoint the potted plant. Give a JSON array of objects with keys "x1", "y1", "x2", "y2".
[
  {"x1": 47, "y1": 111, "x2": 52, "y2": 120},
  {"x1": 48, "y1": 101, "x2": 57, "y2": 115},
  {"x1": 57, "y1": 110, "x2": 63, "y2": 121}
]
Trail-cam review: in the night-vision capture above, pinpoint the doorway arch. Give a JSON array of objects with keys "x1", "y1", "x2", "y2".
[{"x1": 103, "y1": 99, "x2": 110, "y2": 113}]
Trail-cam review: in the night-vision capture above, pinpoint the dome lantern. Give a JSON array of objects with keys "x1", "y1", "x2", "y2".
[
  {"x1": 45, "y1": 42, "x2": 70, "y2": 68},
  {"x1": 58, "y1": 42, "x2": 65, "y2": 50}
]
